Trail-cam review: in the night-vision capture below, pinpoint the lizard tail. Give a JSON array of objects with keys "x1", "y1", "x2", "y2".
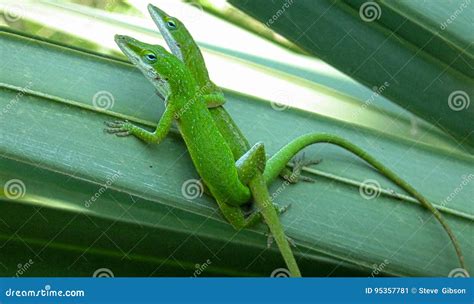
[{"x1": 265, "y1": 133, "x2": 466, "y2": 271}]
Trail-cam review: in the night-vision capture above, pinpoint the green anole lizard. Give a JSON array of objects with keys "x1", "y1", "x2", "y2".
[
  {"x1": 106, "y1": 10, "x2": 465, "y2": 275},
  {"x1": 144, "y1": 5, "x2": 466, "y2": 272},
  {"x1": 108, "y1": 36, "x2": 302, "y2": 275},
  {"x1": 147, "y1": 4, "x2": 315, "y2": 184}
]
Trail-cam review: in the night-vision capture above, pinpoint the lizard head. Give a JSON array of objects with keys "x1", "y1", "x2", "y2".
[
  {"x1": 147, "y1": 4, "x2": 189, "y2": 61},
  {"x1": 114, "y1": 35, "x2": 195, "y2": 95}
]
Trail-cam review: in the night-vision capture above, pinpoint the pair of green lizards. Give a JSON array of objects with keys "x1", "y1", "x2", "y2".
[{"x1": 106, "y1": 4, "x2": 465, "y2": 277}]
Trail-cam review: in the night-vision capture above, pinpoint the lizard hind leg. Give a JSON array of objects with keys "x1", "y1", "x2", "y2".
[
  {"x1": 203, "y1": 93, "x2": 226, "y2": 108},
  {"x1": 216, "y1": 199, "x2": 262, "y2": 230},
  {"x1": 235, "y1": 141, "x2": 267, "y2": 185}
]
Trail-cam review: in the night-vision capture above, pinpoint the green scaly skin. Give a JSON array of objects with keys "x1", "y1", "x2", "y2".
[
  {"x1": 146, "y1": 5, "x2": 465, "y2": 271},
  {"x1": 148, "y1": 4, "x2": 248, "y2": 160},
  {"x1": 107, "y1": 30, "x2": 466, "y2": 273},
  {"x1": 147, "y1": 4, "x2": 309, "y2": 183},
  {"x1": 107, "y1": 35, "x2": 302, "y2": 276}
]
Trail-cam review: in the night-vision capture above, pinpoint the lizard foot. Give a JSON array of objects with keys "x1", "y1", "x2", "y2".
[
  {"x1": 275, "y1": 202, "x2": 291, "y2": 215},
  {"x1": 104, "y1": 120, "x2": 133, "y2": 137},
  {"x1": 282, "y1": 152, "x2": 321, "y2": 184},
  {"x1": 266, "y1": 232, "x2": 297, "y2": 248}
]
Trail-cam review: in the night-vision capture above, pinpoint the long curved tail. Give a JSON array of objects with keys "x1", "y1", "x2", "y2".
[{"x1": 265, "y1": 133, "x2": 465, "y2": 270}]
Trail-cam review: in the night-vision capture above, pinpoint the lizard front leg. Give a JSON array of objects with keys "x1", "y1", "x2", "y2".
[{"x1": 105, "y1": 105, "x2": 175, "y2": 144}]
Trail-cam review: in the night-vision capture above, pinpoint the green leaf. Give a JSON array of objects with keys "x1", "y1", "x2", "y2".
[
  {"x1": 229, "y1": 0, "x2": 474, "y2": 149},
  {"x1": 0, "y1": 28, "x2": 472, "y2": 277}
]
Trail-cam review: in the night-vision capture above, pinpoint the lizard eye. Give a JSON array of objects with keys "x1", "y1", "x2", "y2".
[
  {"x1": 167, "y1": 20, "x2": 177, "y2": 29},
  {"x1": 144, "y1": 52, "x2": 157, "y2": 63}
]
